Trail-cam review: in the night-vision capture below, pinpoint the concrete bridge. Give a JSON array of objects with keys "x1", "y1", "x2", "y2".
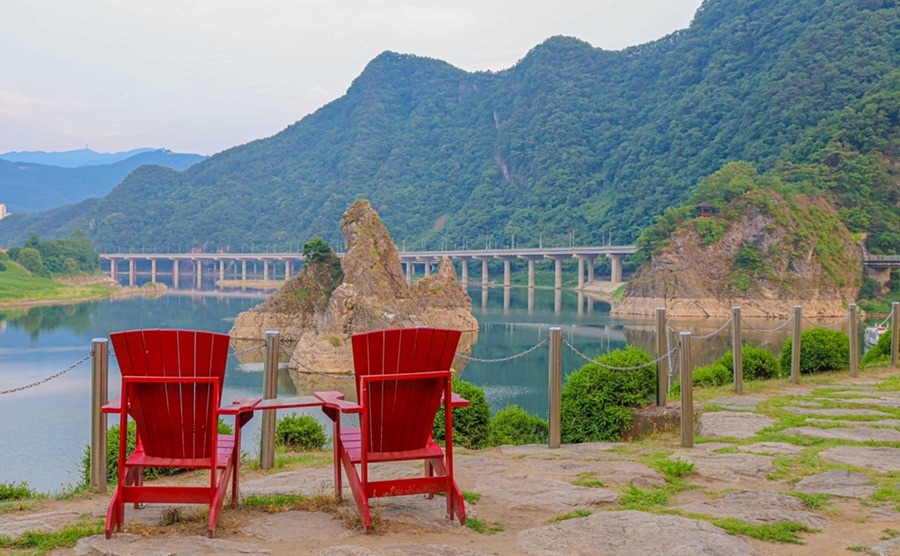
[
  {"x1": 865, "y1": 255, "x2": 900, "y2": 286},
  {"x1": 99, "y1": 245, "x2": 637, "y2": 290}
]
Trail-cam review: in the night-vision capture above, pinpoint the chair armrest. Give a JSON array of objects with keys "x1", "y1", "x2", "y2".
[
  {"x1": 315, "y1": 391, "x2": 363, "y2": 413},
  {"x1": 219, "y1": 398, "x2": 261, "y2": 415},
  {"x1": 445, "y1": 392, "x2": 470, "y2": 408},
  {"x1": 101, "y1": 397, "x2": 122, "y2": 414}
]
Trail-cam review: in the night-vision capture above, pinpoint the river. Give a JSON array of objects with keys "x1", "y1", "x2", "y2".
[{"x1": 0, "y1": 281, "x2": 820, "y2": 494}]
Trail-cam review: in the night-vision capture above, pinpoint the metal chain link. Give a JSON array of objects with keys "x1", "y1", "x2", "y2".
[
  {"x1": 455, "y1": 337, "x2": 549, "y2": 363},
  {"x1": 741, "y1": 314, "x2": 795, "y2": 333},
  {"x1": 562, "y1": 337, "x2": 679, "y2": 370},
  {"x1": 801, "y1": 311, "x2": 850, "y2": 329},
  {"x1": 666, "y1": 316, "x2": 734, "y2": 340},
  {"x1": 279, "y1": 345, "x2": 355, "y2": 380},
  {"x1": 0, "y1": 353, "x2": 91, "y2": 396},
  {"x1": 229, "y1": 343, "x2": 266, "y2": 357},
  {"x1": 878, "y1": 306, "x2": 894, "y2": 328}
]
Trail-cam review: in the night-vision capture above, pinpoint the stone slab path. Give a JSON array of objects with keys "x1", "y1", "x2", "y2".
[{"x1": 6, "y1": 369, "x2": 900, "y2": 555}]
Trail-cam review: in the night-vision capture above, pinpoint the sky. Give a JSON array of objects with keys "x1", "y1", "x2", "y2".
[{"x1": 1, "y1": 0, "x2": 703, "y2": 156}]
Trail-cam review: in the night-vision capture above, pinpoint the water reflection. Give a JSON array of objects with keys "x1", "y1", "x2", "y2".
[{"x1": 0, "y1": 302, "x2": 100, "y2": 341}]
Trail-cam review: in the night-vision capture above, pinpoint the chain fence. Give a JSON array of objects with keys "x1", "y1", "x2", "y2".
[
  {"x1": 455, "y1": 337, "x2": 549, "y2": 363},
  {"x1": 278, "y1": 344, "x2": 355, "y2": 380},
  {"x1": 0, "y1": 352, "x2": 91, "y2": 396},
  {"x1": 741, "y1": 313, "x2": 795, "y2": 333},
  {"x1": 667, "y1": 316, "x2": 734, "y2": 340},
  {"x1": 802, "y1": 311, "x2": 851, "y2": 330}
]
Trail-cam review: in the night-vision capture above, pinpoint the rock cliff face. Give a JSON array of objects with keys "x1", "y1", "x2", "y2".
[
  {"x1": 230, "y1": 200, "x2": 478, "y2": 375},
  {"x1": 614, "y1": 191, "x2": 862, "y2": 318}
]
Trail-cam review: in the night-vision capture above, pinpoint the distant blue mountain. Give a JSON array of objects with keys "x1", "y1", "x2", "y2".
[
  {"x1": 0, "y1": 149, "x2": 206, "y2": 214},
  {"x1": 0, "y1": 147, "x2": 158, "y2": 168}
]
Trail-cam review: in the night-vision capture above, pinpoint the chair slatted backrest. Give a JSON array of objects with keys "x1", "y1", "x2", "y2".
[
  {"x1": 111, "y1": 329, "x2": 230, "y2": 460},
  {"x1": 351, "y1": 328, "x2": 461, "y2": 454}
]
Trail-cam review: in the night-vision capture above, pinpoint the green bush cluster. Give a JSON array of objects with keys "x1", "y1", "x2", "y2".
[
  {"x1": 780, "y1": 328, "x2": 849, "y2": 375},
  {"x1": 275, "y1": 415, "x2": 328, "y2": 451},
  {"x1": 671, "y1": 363, "x2": 731, "y2": 395},
  {"x1": 433, "y1": 378, "x2": 492, "y2": 449},
  {"x1": 81, "y1": 419, "x2": 235, "y2": 487},
  {"x1": 717, "y1": 344, "x2": 782, "y2": 380},
  {"x1": 862, "y1": 327, "x2": 893, "y2": 366},
  {"x1": 0, "y1": 481, "x2": 37, "y2": 501},
  {"x1": 490, "y1": 405, "x2": 549, "y2": 446},
  {"x1": 559, "y1": 345, "x2": 655, "y2": 443}
]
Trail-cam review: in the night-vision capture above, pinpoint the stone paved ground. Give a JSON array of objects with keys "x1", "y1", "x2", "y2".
[{"x1": 4, "y1": 367, "x2": 900, "y2": 555}]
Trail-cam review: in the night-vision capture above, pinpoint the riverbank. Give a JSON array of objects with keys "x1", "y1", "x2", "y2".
[
  {"x1": 5, "y1": 364, "x2": 900, "y2": 555},
  {"x1": 0, "y1": 265, "x2": 121, "y2": 309}
]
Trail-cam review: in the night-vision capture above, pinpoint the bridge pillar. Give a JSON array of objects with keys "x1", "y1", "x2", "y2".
[
  {"x1": 424, "y1": 260, "x2": 431, "y2": 278},
  {"x1": 128, "y1": 259, "x2": 136, "y2": 287},
  {"x1": 195, "y1": 259, "x2": 202, "y2": 289},
  {"x1": 151, "y1": 259, "x2": 157, "y2": 283},
  {"x1": 460, "y1": 260, "x2": 468, "y2": 288},
  {"x1": 173, "y1": 259, "x2": 180, "y2": 289},
  {"x1": 405, "y1": 261, "x2": 413, "y2": 286},
  {"x1": 108, "y1": 258, "x2": 117, "y2": 281},
  {"x1": 219, "y1": 260, "x2": 225, "y2": 282},
  {"x1": 545, "y1": 255, "x2": 569, "y2": 290},
  {"x1": 263, "y1": 260, "x2": 269, "y2": 281},
  {"x1": 285, "y1": 260, "x2": 291, "y2": 280},
  {"x1": 497, "y1": 256, "x2": 517, "y2": 288},
  {"x1": 242, "y1": 260, "x2": 247, "y2": 281},
  {"x1": 473, "y1": 257, "x2": 491, "y2": 287},
  {"x1": 574, "y1": 255, "x2": 598, "y2": 289},
  {"x1": 518, "y1": 255, "x2": 543, "y2": 288},
  {"x1": 608, "y1": 253, "x2": 625, "y2": 283}
]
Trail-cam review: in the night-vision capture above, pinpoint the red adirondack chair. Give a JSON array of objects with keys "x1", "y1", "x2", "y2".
[
  {"x1": 103, "y1": 329, "x2": 258, "y2": 538},
  {"x1": 316, "y1": 327, "x2": 469, "y2": 530}
]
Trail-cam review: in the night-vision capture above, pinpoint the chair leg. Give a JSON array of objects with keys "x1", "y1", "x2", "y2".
[{"x1": 105, "y1": 487, "x2": 124, "y2": 538}]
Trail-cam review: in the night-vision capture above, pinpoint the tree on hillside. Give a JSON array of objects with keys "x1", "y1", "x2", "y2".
[{"x1": 18, "y1": 248, "x2": 44, "y2": 275}]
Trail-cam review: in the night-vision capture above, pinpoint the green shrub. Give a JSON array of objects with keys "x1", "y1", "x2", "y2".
[
  {"x1": 671, "y1": 363, "x2": 731, "y2": 394},
  {"x1": 0, "y1": 481, "x2": 37, "y2": 501},
  {"x1": 862, "y1": 327, "x2": 893, "y2": 366},
  {"x1": 275, "y1": 414, "x2": 328, "y2": 451},
  {"x1": 434, "y1": 378, "x2": 492, "y2": 449},
  {"x1": 560, "y1": 345, "x2": 655, "y2": 443},
  {"x1": 490, "y1": 405, "x2": 548, "y2": 446},
  {"x1": 81, "y1": 419, "x2": 236, "y2": 486},
  {"x1": 780, "y1": 328, "x2": 849, "y2": 375},
  {"x1": 717, "y1": 344, "x2": 781, "y2": 380}
]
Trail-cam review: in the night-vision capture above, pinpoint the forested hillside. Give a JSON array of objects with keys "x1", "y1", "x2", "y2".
[{"x1": 0, "y1": 0, "x2": 896, "y2": 253}]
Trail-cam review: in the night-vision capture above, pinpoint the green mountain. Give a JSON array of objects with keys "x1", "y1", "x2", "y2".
[{"x1": 0, "y1": 0, "x2": 896, "y2": 253}]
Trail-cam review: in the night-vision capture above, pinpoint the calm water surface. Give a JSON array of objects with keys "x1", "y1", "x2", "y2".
[{"x1": 1, "y1": 282, "x2": 814, "y2": 493}]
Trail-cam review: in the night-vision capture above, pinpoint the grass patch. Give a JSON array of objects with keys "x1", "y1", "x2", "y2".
[
  {"x1": 241, "y1": 493, "x2": 338, "y2": 514},
  {"x1": 846, "y1": 546, "x2": 868, "y2": 552},
  {"x1": 571, "y1": 473, "x2": 607, "y2": 488},
  {"x1": 0, "y1": 263, "x2": 114, "y2": 304},
  {"x1": 465, "y1": 517, "x2": 505, "y2": 534},
  {"x1": 0, "y1": 517, "x2": 104, "y2": 554},
  {"x1": 545, "y1": 509, "x2": 592, "y2": 523},
  {"x1": 788, "y1": 491, "x2": 832, "y2": 510},
  {"x1": 0, "y1": 482, "x2": 38, "y2": 502},
  {"x1": 461, "y1": 490, "x2": 481, "y2": 504},
  {"x1": 245, "y1": 451, "x2": 332, "y2": 471},
  {"x1": 696, "y1": 515, "x2": 814, "y2": 544},
  {"x1": 618, "y1": 484, "x2": 670, "y2": 511},
  {"x1": 654, "y1": 458, "x2": 695, "y2": 481}
]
